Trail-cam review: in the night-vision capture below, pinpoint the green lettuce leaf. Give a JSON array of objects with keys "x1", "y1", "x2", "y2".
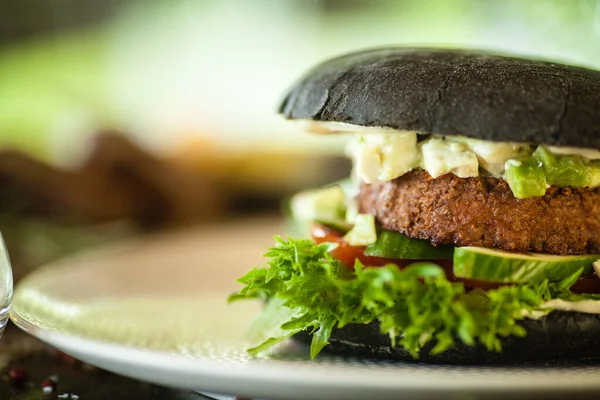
[{"x1": 229, "y1": 237, "x2": 593, "y2": 358}]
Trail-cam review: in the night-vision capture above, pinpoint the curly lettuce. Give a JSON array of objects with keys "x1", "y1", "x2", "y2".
[{"x1": 229, "y1": 237, "x2": 586, "y2": 358}]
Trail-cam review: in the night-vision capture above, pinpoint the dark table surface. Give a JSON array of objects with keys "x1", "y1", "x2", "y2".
[{"x1": 0, "y1": 324, "x2": 217, "y2": 400}]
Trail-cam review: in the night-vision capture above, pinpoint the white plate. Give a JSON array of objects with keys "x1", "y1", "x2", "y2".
[{"x1": 10, "y1": 217, "x2": 600, "y2": 399}]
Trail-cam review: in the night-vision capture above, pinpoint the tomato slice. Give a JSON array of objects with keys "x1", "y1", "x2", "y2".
[
  {"x1": 570, "y1": 275, "x2": 600, "y2": 294},
  {"x1": 310, "y1": 223, "x2": 600, "y2": 293},
  {"x1": 311, "y1": 224, "x2": 498, "y2": 290},
  {"x1": 312, "y1": 224, "x2": 415, "y2": 268}
]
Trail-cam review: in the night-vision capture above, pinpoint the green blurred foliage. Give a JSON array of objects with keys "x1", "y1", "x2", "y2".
[
  {"x1": 0, "y1": 29, "x2": 113, "y2": 160},
  {"x1": 1, "y1": 0, "x2": 599, "y2": 160}
]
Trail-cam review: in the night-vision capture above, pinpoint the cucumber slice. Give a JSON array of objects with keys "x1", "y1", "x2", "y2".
[
  {"x1": 364, "y1": 229, "x2": 454, "y2": 259},
  {"x1": 289, "y1": 185, "x2": 346, "y2": 223},
  {"x1": 286, "y1": 185, "x2": 350, "y2": 237},
  {"x1": 454, "y1": 246, "x2": 599, "y2": 283},
  {"x1": 343, "y1": 214, "x2": 377, "y2": 246},
  {"x1": 314, "y1": 219, "x2": 352, "y2": 234}
]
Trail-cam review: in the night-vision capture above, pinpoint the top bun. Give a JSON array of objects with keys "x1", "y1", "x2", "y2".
[{"x1": 279, "y1": 48, "x2": 600, "y2": 149}]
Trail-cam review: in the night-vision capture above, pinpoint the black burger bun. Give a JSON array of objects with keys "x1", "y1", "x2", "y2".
[
  {"x1": 279, "y1": 47, "x2": 600, "y2": 149},
  {"x1": 292, "y1": 311, "x2": 600, "y2": 365}
]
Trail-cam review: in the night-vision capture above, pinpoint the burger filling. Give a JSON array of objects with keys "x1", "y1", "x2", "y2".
[
  {"x1": 347, "y1": 131, "x2": 600, "y2": 199},
  {"x1": 230, "y1": 124, "x2": 600, "y2": 359}
]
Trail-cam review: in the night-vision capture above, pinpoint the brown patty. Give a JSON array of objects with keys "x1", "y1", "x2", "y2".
[{"x1": 358, "y1": 170, "x2": 600, "y2": 255}]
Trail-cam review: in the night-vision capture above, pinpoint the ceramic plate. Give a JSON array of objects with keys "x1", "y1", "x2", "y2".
[{"x1": 10, "y1": 217, "x2": 600, "y2": 399}]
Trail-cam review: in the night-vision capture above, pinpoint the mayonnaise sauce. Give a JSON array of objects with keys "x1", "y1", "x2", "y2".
[{"x1": 540, "y1": 299, "x2": 600, "y2": 314}]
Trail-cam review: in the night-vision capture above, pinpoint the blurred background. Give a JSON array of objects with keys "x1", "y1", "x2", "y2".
[{"x1": 1, "y1": 0, "x2": 600, "y2": 280}]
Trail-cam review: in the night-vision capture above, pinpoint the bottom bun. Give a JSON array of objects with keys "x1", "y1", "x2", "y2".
[{"x1": 292, "y1": 311, "x2": 600, "y2": 365}]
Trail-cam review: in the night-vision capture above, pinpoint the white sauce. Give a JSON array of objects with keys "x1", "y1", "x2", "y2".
[
  {"x1": 546, "y1": 146, "x2": 600, "y2": 160},
  {"x1": 520, "y1": 309, "x2": 549, "y2": 320},
  {"x1": 522, "y1": 294, "x2": 600, "y2": 318},
  {"x1": 304, "y1": 121, "x2": 399, "y2": 135},
  {"x1": 594, "y1": 260, "x2": 600, "y2": 277},
  {"x1": 541, "y1": 299, "x2": 600, "y2": 314}
]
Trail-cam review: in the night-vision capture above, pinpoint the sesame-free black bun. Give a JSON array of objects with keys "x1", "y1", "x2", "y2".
[
  {"x1": 279, "y1": 48, "x2": 600, "y2": 149},
  {"x1": 292, "y1": 311, "x2": 600, "y2": 365}
]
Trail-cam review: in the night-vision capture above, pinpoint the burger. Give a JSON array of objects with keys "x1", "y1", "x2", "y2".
[{"x1": 230, "y1": 47, "x2": 600, "y2": 364}]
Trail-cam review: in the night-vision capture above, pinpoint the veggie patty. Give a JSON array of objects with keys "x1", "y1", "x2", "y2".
[{"x1": 358, "y1": 170, "x2": 600, "y2": 255}]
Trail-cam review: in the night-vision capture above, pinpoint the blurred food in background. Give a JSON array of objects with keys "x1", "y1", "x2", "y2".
[{"x1": 1, "y1": 0, "x2": 600, "y2": 279}]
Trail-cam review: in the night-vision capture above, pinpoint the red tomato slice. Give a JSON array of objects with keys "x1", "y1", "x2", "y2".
[{"x1": 310, "y1": 224, "x2": 600, "y2": 293}]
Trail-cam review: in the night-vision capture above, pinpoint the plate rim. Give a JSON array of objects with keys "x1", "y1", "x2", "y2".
[{"x1": 11, "y1": 308, "x2": 600, "y2": 396}]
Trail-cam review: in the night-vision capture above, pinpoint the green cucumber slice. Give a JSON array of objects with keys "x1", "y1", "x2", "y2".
[
  {"x1": 289, "y1": 185, "x2": 346, "y2": 224},
  {"x1": 364, "y1": 229, "x2": 454, "y2": 259},
  {"x1": 314, "y1": 219, "x2": 352, "y2": 234},
  {"x1": 454, "y1": 246, "x2": 599, "y2": 283},
  {"x1": 343, "y1": 214, "x2": 377, "y2": 246}
]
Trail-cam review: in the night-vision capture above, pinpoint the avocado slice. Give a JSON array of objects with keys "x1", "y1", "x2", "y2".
[{"x1": 504, "y1": 158, "x2": 547, "y2": 199}]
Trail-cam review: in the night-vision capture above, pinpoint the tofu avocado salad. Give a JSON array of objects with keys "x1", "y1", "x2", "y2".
[{"x1": 230, "y1": 48, "x2": 600, "y2": 364}]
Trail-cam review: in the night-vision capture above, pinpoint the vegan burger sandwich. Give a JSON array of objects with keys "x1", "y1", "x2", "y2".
[{"x1": 230, "y1": 48, "x2": 600, "y2": 363}]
